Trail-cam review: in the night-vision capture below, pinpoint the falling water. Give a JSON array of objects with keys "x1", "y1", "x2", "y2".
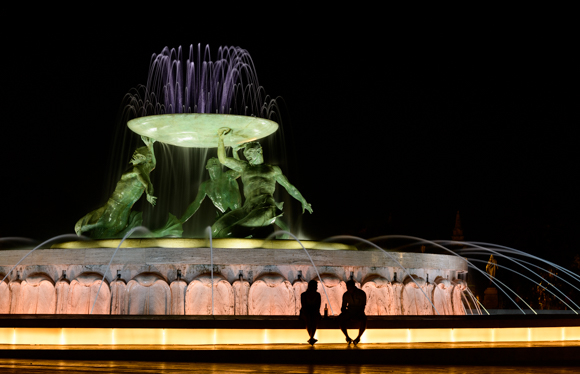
[
  {"x1": 101, "y1": 44, "x2": 293, "y2": 237},
  {"x1": 1, "y1": 234, "x2": 80, "y2": 285},
  {"x1": 206, "y1": 226, "x2": 214, "y2": 316},
  {"x1": 326, "y1": 235, "x2": 442, "y2": 315},
  {"x1": 366, "y1": 235, "x2": 579, "y2": 315}
]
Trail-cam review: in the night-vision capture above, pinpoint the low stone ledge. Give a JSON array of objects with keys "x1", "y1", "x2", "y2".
[{"x1": 1, "y1": 314, "x2": 578, "y2": 329}]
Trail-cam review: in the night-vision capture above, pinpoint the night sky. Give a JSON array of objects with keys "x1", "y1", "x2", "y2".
[{"x1": 1, "y1": 20, "x2": 578, "y2": 270}]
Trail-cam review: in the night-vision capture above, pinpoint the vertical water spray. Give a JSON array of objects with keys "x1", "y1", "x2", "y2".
[
  {"x1": 328, "y1": 235, "x2": 442, "y2": 315},
  {"x1": 1, "y1": 234, "x2": 79, "y2": 285},
  {"x1": 90, "y1": 226, "x2": 143, "y2": 315},
  {"x1": 206, "y1": 226, "x2": 214, "y2": 316}
]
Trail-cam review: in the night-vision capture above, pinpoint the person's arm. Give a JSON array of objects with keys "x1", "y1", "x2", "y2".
[
  {"x1": 179, "y1": 183, "x2": 207, "y2": 223},
  {"x1": 273, "y1": 166, "x2": 313, "y2": 214},
  {"x1": 341, "y1": 293, "x2": 348, "y2": 313},
  {"x1": 217, "y1": 128, "x2": 245, "y2": 172}
]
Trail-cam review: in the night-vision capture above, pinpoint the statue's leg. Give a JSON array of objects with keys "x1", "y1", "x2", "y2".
[
  {"x1": 74, "y1": 207, "x2": 106, "y2": 236},
  {"x1": 148, "y1": 213, "x2": 183, "y2": 238},
  {"x1": 239, "y1": 205, "x2": 277, "y2": 227},
  {"x1": 113, "y1": 211, "x2": 143, "y2": 238},
  {"x1": 211, "y1": 209, "x2": 250, "y2": 238}
]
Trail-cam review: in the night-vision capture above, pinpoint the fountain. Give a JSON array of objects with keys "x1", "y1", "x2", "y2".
[
  {"x1": 3, "y1": 44, "x2": 577, "y2": 351},
  {"x1": 0, "y1": 44, "x2": 470, "y2": 318}
]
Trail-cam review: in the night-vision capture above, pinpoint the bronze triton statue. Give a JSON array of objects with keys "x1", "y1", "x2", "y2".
[
  {"x1": 75, "y1": 136, "x2": 181, "y2": 239},
  {"x1": 211, "y1": 128, "x2": 312, "y2": 238},
  {"x1": 179, "y1": 154, "x2": 242, "y2": 224}
]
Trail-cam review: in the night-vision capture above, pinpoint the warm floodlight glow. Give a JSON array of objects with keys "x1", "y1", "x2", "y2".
[
  {"x1": 127, "y1": 113, "x2": 279, "y2": 148},
  {"x1": 2, "y1": 327, "x2": 579, "y2": 346}
]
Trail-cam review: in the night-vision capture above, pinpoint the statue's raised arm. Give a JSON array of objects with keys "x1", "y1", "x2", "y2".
[{"x1": 217, "y1": 128, "x2": 245, "y2": 172}]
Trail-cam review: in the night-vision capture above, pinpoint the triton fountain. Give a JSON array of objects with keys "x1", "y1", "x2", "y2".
[
  {"x1": 2, "y1": 45, "x2": 579, "y2": 352},
  {"x1": 21, "y1": 44, "x2": 580, "y2": 357},
  {"x1": 0, "y1": 44, "x2": 471, "y2": 319}
]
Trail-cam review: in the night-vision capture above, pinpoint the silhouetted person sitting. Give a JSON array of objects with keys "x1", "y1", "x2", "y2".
[
  {"x1": 300, "y1": 279, "x2": 321, "y2": 345},
  {"x1": 339, "y1": 279, "x2": 367, "y2": 345}
]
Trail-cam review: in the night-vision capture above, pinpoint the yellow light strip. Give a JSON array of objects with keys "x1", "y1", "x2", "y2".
[
  {"x1": 52, "y1": 238, "x2": 357, "y2": 251},
  {"x1": 1, "y1": 327, "x2": 579, "y2": 345}
]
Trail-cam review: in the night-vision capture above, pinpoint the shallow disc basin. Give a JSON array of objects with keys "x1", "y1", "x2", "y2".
[{"x1": 127, "y1": 113, "x2": 279, "y2": 148}]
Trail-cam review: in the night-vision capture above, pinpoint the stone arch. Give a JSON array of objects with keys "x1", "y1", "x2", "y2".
[
  {"x1": 362, "y1": 275, "x2": 391, "y2": 315},
  {"x1": 249, "y1": 273, "x2": 294, "y2": 315},
  {"x1": 432, "y1": 276, "x2": 453, "y2": 315},
  {"x1": 67, "y1": 272, "x2": 110, "y2": 314},
  {"x1": 402, "y1": 275, "x2": 432, "y2": 315},
  {"x1": 451, "y1": 278, "x2": 467, "y2": 315},
  {"x1": 185, "y1": 274, "x2": 233, "y2": 315},
  {"x1": 11, "y1": 273, "x2": 56, "y2": 314},
  {"x1": 126, "y1": 273, "x2": 170, "y2": 315},
  {"x1": 0, "y1": 275, "x2": 9, "y2": 314}
]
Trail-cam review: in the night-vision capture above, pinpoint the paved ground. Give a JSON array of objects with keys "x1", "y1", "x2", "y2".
[{"x1": 0, "y1": 359, "x2": 579, "y2": 374}]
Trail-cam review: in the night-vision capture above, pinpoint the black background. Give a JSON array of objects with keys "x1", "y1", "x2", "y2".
[{"x1": 1, "y1": 13, "x2": 577, "y2": 273}]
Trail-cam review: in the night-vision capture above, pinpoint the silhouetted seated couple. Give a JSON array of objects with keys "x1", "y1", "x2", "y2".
[{"x1": 299, "y1": 279, "x2": 367, "y2": 346}]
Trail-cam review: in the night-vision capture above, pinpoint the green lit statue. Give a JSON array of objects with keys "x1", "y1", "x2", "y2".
[
  {"x1": 211, "y1": 128, "x2": 312, "y2": 238},
  {"x1": 75, "y1": 136, "x2": 181, "y2": 239},
  {"x1": 179, "y1": 155, "x2": 242, "y2": 224}
]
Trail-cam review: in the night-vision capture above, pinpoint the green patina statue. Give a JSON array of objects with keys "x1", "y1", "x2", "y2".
[
  {"x1": 211, "y1": 128, "x2": 312, "y2": 238},
  {"x1": 75, "y1": 136, "x2": 181, "y2": 239},
  {"x1": 179, "y1": 155, "x2": 242, "y2": 224}
]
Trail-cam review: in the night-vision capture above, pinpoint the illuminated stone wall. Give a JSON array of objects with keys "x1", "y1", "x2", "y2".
[{"x1": 0, "y1": 247, "x2": 470, "y2": 315}]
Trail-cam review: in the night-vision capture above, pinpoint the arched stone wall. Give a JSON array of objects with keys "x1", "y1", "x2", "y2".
[
  {"x1": 362, "y1": 275, "x2": 391, "y2": 315},
  {"x1": 249, "y1": 273, "x2": 294, "y2": 315},
  {"x1": 67, "y1": 272, "x2": 110, "y2": 314},
  {"x1": 185, "y1": 274, "x2": 234, "y2": 315},
  {"x1": 11, "y1": 273, "x2": 56, "y2": 314},
  {"x1": 0, "y1": 276, "x2": 9, "y2": 314},
  {"x1": 452, "y1": 279, "x2": 467, "y2": 315},
  {"x1": 402, "y1": 275, "x2": 428, "y2": 315},
  {"x1": 433, "y1": 276, "x2": 453, "y2": 315},
  {"x1": 126, "y1": 273, "x2": 170, "y2": 315}
]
